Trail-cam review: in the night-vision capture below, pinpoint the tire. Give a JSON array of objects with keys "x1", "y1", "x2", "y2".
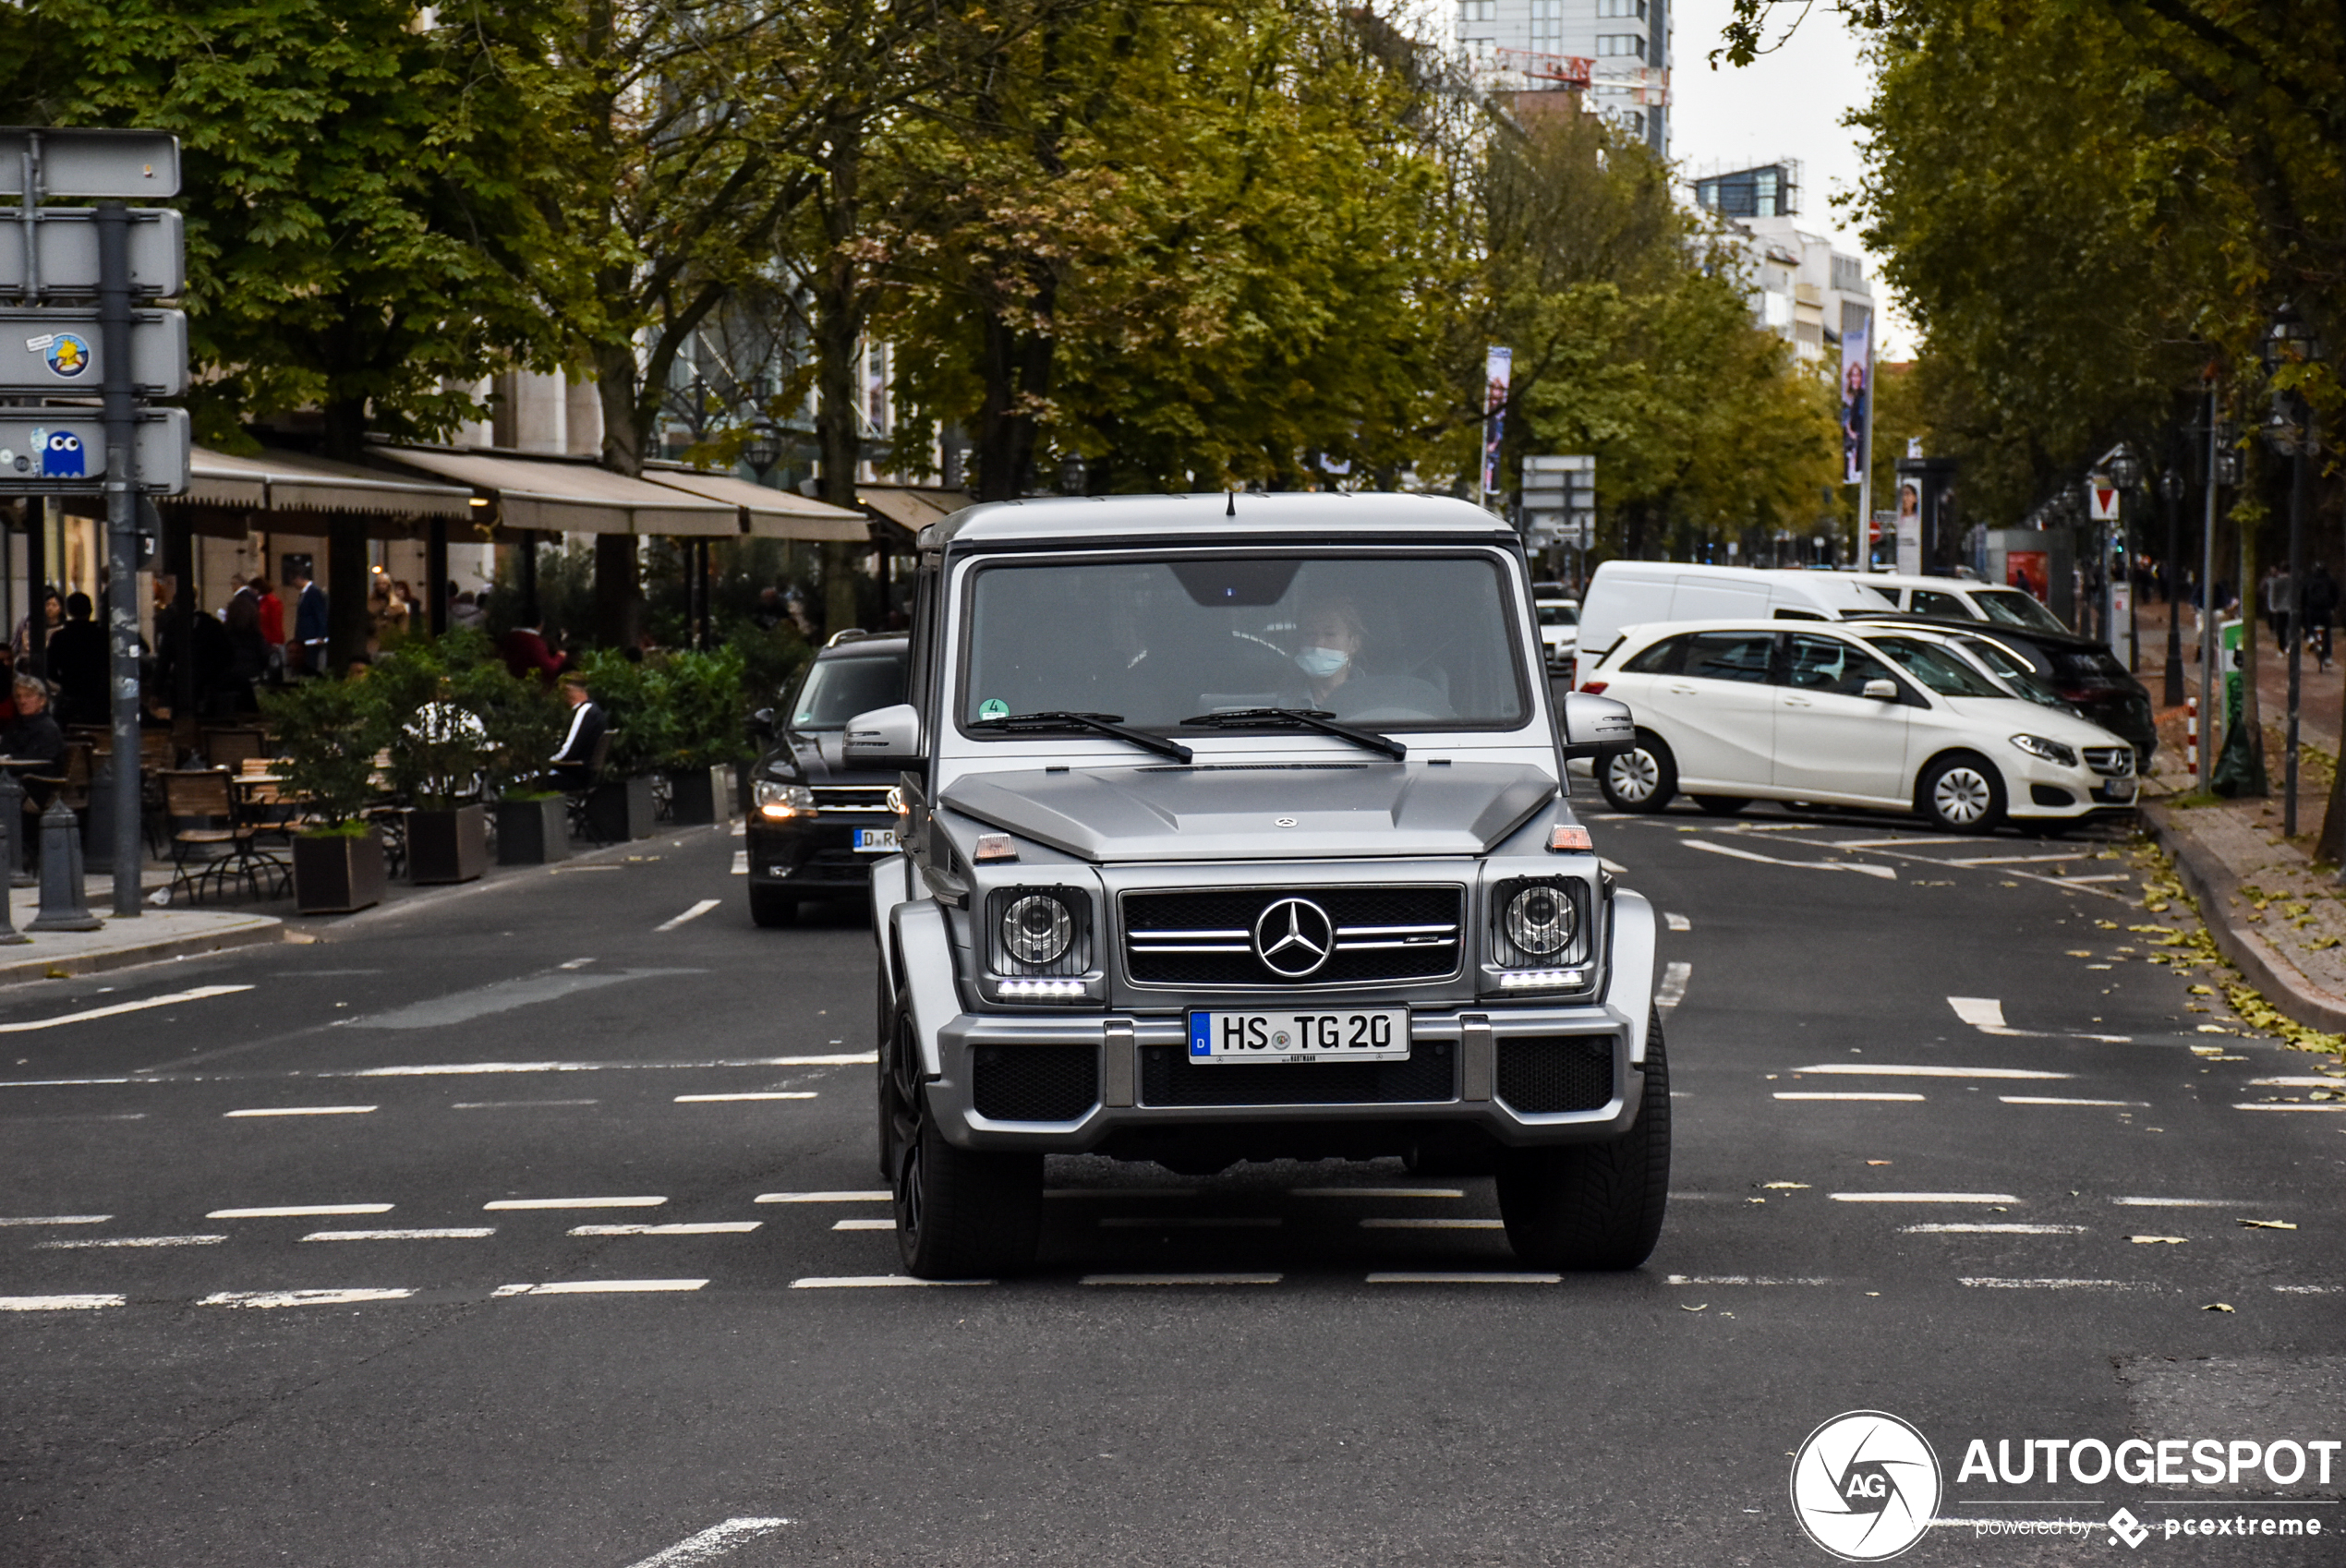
[
  {"x1": 877, "y1": 968, "x2": 906, "y2": 1180},
  {"x1": 1917, "y1": 753, "x2": 2005, "y2": 835},
  {"x1": 748, "y1": 885, "x2": 799, "y2": 927},
  {"x1": 1496, "y1": 1013, "x2": 1671, "y2": 1271},
  {"x1": 1598, "y1": 730, "x2": 1677, "y2": 814},
  {"x1": 894, "y1": 1089, "x2": 1043, "y2": 1280},
  {"x1": 1689, "y1": 795, "x2": 1749, "y2": 816}
]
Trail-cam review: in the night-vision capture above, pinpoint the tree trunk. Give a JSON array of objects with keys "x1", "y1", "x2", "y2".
[
  {"x1": 809, "y1": 120, "x2": 869, "y2": 641},
  {"x1": 973, "y1": 283, "x2": 1057, "y2": 503},
  {"x1": 590, "y1": 338, "x2": 647, "y2": 647},
  {"x1": 321, "y1": 397, "x2": 373, "y2": 672}
]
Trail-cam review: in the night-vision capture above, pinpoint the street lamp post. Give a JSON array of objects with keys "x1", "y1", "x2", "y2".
[
  {"x1": 2160, "y1": 464, "x2": 2186, "y2": 706},
  {"x1": 2262, "y1": 303, "x2": 2325, "y2": 837},
  {"x1": 2107, "y1": 447, "x2": 2142, "y2": 658},
  {"x1": 744, "y1": 418, "x2": 783, "y2": 477}
]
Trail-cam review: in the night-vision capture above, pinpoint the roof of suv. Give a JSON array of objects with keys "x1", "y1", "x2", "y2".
[{"x1": 933, "y1": 491, "x2": 1518, "y2": 547}]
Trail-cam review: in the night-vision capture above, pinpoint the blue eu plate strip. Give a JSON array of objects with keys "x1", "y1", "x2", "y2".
[{"x1": 1188, "y1": 1013, "x2": 1211, "y2": 1057}]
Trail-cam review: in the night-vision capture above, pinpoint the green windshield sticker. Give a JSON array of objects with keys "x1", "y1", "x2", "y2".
[{"x1": 978, "y1": 697, "x2": 1010, "y2": 720}]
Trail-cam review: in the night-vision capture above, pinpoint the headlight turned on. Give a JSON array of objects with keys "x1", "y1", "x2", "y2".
[
  {"x1": 1000, "y1": 893, "x2": 1074, "y2": 966},
  {"x1": 2008, "y1": 734, "x2": 2079, "y2": 767},
  {"x1": 755, "y1": 780, "x2": 816, "y2": 820},
  {"x1": 1505, "y1": 883, "x2": 1577, "y2": 958}
]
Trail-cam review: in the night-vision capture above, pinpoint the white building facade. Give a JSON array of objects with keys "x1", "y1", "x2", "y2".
[{"x1": 1456, "y1": 0, "x2": 1672, "y2": 153}]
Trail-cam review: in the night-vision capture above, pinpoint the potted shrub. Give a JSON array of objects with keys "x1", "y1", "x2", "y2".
[
  {"x1": 259, "y1": 674, "x2": 391, "y2": 914},
  {"x1": 465, "y1": 645, "x2": 569, "y2": 864},
  {"x1": 659, "y1": 646, "x2": 750, "y2": 826},
  {"x1": 372, "y1": 643, "x2": 490, "y2": 884},
  {"x1": 574, "y1": 651, "x2": 667, "y2": 841}
]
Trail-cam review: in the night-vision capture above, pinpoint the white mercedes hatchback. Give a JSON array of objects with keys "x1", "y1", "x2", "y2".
[{"x1": 1579, "y1": 619, "x2": 2138, "y2": 832}]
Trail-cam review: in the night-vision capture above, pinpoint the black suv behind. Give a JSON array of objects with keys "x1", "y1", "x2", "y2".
[
  {"x1": 744, "y1": 632, "x2": 910, "y2": 927},
  {"x1": 1848, "y1": 611, "x2": 2156, "y2": 766}
]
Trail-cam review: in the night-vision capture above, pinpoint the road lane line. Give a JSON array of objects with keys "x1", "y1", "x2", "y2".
[
  {"x1": 1957, "y1": 1278, "x2": 2155, "y2": 1290},
  {"x1": 790, "y1": 1275, "x2": 991, "y2": 1288},
  {"x1": 1359, "y1": 1217, "x2": 1505, "y2": 1229},
  {"x1": 344, "y1": 1052, "x2": 874, "y2": 1076},
  {"x1": 675, "y1": 1092, "x2": 816, "y2": 1103},
  {"x1": 1658, "y1": 960, "x2": 1692, "y2": 1011},
  {"x1": 1776, "y1": 1092, "x2": 1927, "y2": 1102},
  {"x1": 1081, "y1": 1273, "x2": 1283, "y2": 1285},
  {"x1": 1664, "y1": 1274, "x2": 1833, "y2": 1285},
  {"x1": 1948, "y1": 996, "x2": 2009, "y2": 1029},
  {"x1": 36, "y1": 1234, "x2": 225, "y2": 1248},
  {"x1": 1664, "y1": 911, "x2": 1691, "y2": 932},
  {"x1": 514, "y1": 1279, "x2": 707, "y2": 1295},
  {"x1": 1367, "y1": 1272, "x2": 1560, "y2": 1285},
  {"x1": 831, "y1": 1218, "x2": 895, "y2": 1231},
  {"x1": 0, "y1": 1214, "x2": 110, "y2": 1226},
  {"x1": 756, "y1": 1190, "x2": 890, "y2": 1204},
  {"x1": 1599, "y1": 858, "x2": 1628, "y2": 874},
  {"x1": 1098, "y1": 1216, "x2": 1279, "y2": 1228},
  {"x1": 0, "y1": 1294, "x2": 124, "y2": 1310},
  {"x1": 1685, "y1": 838, "x2": 1896, "y2": 879},
  {"x1": 2253, "y1": 1076, "x2": 2346, "y2": 1087},
  {"x1": 655, "y1": 899, "x2": 721, "y2": 932},
  {"x1": 2274, "y1": 1285, "x2": 2342, "y2": 1295},
  {"x1": 2234, "y1": 1103, "x2": 2346, "y2": 1112},
  {"x1": 1288, "y1": 1188, "x2": 1464, "y2": 1199},
  {"x1": 209, "y1": 1204, "x2": 393, "y2": 1219},
  {"x1": 623, "y1": 1517, "x2": 792, "y2": 1568},
  {"x1": 1832, "y1": 1192, "x2": 2021, "y2": 1204},
  {"x1": 485, "y1": 1196, "x2": 666, "y2": 1210},
  {"x1": 1902, "y1": 1224, "x2": 2083, "y2": 1236},
  {"x1": 731, "y1": 850, "x2": 749, "y2": 875},
  {"x1": 568, "y1": 1223, "x2": 761, "y2": 1236},
  {"x1": 1821, "y1": 836, "x2": 1975, "y2": 849},
  {"x1": 1939, "y1": 852, "x2": 2101, "y2": 867},
  {"x1": 1793, "y1": 1063, "x2": 2073, "y2": 1080},
  {"x1": 2001, "y1": 1096, "x2": 2147, "y2": 1107},
  {"x1": 301, "y1": 1229, "x2": 495, "y2": 1241},
  {"x1": 224, "y1": 1105, "x2": 378, "y2": 1117},
  {"x1": 201, "y1": 1288, "x2": 417, "y2": 1309},
  {"x1": 0, "y1": 984, "x2": 252, "y2": 1033},
  {"x1": 2112, "y1": 1197, "x2": 2246, "y2": 1207},
  {"x1": 452, "y1": 1100, "x2": 599, "y2": 1109},
  {"x1": 345, "y1": 969, "x2": 702, "y2": 1031}
]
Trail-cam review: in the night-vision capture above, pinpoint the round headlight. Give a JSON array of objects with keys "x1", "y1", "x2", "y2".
[
  {"x1": 1504, "y1": 884, "x2": 1575, "y2": 958},
  {"x1": 1000, "y1": 894, "x2": 1073, "y2": 966}
]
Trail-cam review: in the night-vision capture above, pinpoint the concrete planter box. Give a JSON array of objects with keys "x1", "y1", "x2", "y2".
[
  {"x1": 585, "y1": 776, "x2": 656, "y2": 842},
  {"x1": 495, "y1": 796, "x2": 569, "y2": 865},
  {"x1": 406, "y1": 803, "x2": 488, "y2": 885},
  {"x1": 292, "y1": 828, "x2": 386, "y2": 915},
  {"x1": 663, "y1": 765, "x2": 732, "y2": 826}
]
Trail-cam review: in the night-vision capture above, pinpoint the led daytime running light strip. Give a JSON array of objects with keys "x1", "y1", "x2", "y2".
[
  {"x1": 1497, "y1": 969, "x2": 1586, "y2": 989},
  {"x1": 996, "y1": 977, "x2": 1088, "y2": 998}
]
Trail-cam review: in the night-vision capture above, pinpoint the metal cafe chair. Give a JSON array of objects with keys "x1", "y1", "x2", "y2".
[{"x1": 161, "y1": 768, "x2": 286, "y2": 904}]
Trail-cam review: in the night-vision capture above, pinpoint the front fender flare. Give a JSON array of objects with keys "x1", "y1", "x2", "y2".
[
  {"x1": 1606, "y1": 887, "x2": 1659, "y2": 1064},
  {"x1": 887, "y1": 899, "x2": 958, "y2": 1080}
]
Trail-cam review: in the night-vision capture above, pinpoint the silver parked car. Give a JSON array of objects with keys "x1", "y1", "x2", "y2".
[{"x1": 853, "y1": 492, "x2": 1664, "y2": 1277}]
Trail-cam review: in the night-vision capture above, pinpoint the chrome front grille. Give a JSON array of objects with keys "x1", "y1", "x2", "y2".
[
  {"x1": 811, "y1": 785, "x2": 894, "y2": 814},
  {"x1": 1120, "y1": 886, "x2": 1463, "y2": 987},
  {"x1": 2081, "y1": 747, "x2": 2134, "y2": 778}
]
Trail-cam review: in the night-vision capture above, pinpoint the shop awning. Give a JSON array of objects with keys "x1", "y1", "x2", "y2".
[
  {"x1": 377, "y1": 447, "x2": 738, "y2": 537},
  {"x1": 641, "y1": 465, "x2": 872, "y2": 541},
  {"x1": 184, "y1": 447, "x2": 476, "y2": 519},
  {"x1": 858, "y1": 484, "x2": 970, "y2": 541}
]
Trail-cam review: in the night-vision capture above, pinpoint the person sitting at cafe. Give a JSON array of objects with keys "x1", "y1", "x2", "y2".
[
  {"x1": 4, "y1": 675, "x2": 67, "y2": 814},
  {"x1": 545, "y1": 674, "x2": 606, "y2": 792}
]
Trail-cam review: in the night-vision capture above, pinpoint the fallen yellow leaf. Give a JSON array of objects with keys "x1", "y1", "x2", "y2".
[
  {"x1": 2203, "y1": 1302, "x2": 2235, "y2": 1312},
  {"x1": 2126, "y1": 1235, "x2": 2187, "y2": 1245}
]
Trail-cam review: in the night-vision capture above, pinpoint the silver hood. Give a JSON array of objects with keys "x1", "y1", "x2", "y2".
[{"x1": 939, "y1": 761, "x2": 1556, "y2": 862}]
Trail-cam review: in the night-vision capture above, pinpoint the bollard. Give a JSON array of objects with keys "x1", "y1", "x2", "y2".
[
  {"x1": 0, "y1": 780, "x2": 29, "y2": 946},
  {"x1": 28, "y1": 799, "x2": 101, "y2": 933},
  {"x1": 0, "y1": 768, "x2": 30, "y2": 888},
  {"x1": 2184, "y1": 697, "x2": 2198, "y2": 778}
]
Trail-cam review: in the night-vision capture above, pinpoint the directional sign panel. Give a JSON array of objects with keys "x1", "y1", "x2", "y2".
[
  {"x1": 0, "y1": 209, "x2": 183, "y2": 296},
  {"x1": 0, "y1": 306, "x2": 186, "y2": 394},
  {"x1": 0, "y1": 129, "x2": 181, "y2": 199},
  {"x1": 0, "y1": 408, "x2": 190, "y2": 494}
]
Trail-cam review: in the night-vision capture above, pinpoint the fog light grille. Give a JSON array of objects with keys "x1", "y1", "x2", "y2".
[
  {"x1": 972, "y1": 1044, "x2": 1098, "y2": 1122},
  {"x1": 1494, "y1": 1036, "x2": 1614, "y2": 1114}
]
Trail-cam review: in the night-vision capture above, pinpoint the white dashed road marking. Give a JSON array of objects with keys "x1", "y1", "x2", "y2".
[
  {"x1": 2112, "y1": 1197, "x2": 2246, "y2": 1207},
  {"x1": 202, "y1": 1288, "x2": 417, "y2": 1309},
  {"x1": 655, "y1": 899, "x2": 721, "y2": 932},
  {"x1": 569, "y1": 1224, "x2": 760, "y2": 1236},
  {"x1": 790, "y1": 1275, "x2": 991, "y2": 1289},
  {"x1": 509, "y1": 1279, "x2": 707, "y2": 1296},
  {"x1": 1775, "y1": 1092, "x2": 1927, "y2": 1102},
  {"x1": 0, "y1": 1214, "x2": 110, "y2": 1226},
  {"x1": 675, "y1": 1092, "x2": 816, "y2": 1103},
  {"x1": 1367, "y1": 1272, "x2": 1560, "y2": 1285},
  {"x1": 1958, "y1": 1278, "x2": 2153, "y2": 1291},
  {"x1": 36, "y1": 1234, "x2": 224, "y2": 1249},
  {"x1": 224, "y1": 1105, "x2": 378, "y2": 1118},
  {"x1": 1288, "y1": 1188, "x2": 1463, "y2": 1199},
  {"x1": 0, "y1": 1294, "x2": 123, "y2": 1311},
  {"x1": 1902, "y1": 1224, "x2": 2084, "y2": 1235},
  {"x1": 623, "y1": 1517, "x2": 792, "y2": 1568},
  {"x1": 1832, "y1": 1192, "x2": 2021, "y2": 1204},
  {"x1": 1664, "y1": 911, "x2": 1691, "y2": 932},
  {"x1": 1658, "y1": 961, "x2": 1692, "y2": 1011},
  {"x1": 0, "y1": 984, "x2": 252, "y2": 1033},
  {"x1": 1948, "y1": 996, "x2": 2012, "y2": 1030},
  {"x1": 1081, "y1": 1273, "x2": 1282, "y2": 1286},
  {"x1": 2001, "y1": 1096, "x2": 2148, "y2": 1107},
  {"x1": 731, "y1": 850, "x2": 749, "y2": 875},
  {"x1": 302, "y1": 1229, "x2": 494, "y2": 1241},
  {"x1": 345, "y1": 1053, "x2": 874, "y2": 1077},
  {"x1": 2253, "y1": 1076, "x2": 2346, "y2": 1087},
  {"x1": 831, "y1": 1219, "x2": 895, "y2": 1231},
  {"x1": 1792, "y1": 1063, "x2": 2074, "y2": 1080},
  {"x1": 1664, "y1": 1275, "x2": 1833, "y2": 1286},
  {"x1": 209, "y1": 1204, "x2": 393, "y2": 1219},
  {"x1": 2234, "y1": 1104, "x2": 2346, "y2": 1113},
  {"x1": 1359, "y1": 1217, "x2": 1506, "y2": 1229},
  {"x1": 1686, "y1": 839, "x2": 1895, "y2": 879},
  {"x1": 484, "y1": 1197, "x2": 666, "y2": 1211},
  {"x1": 756, "y1": 1190, "x2": 890, "y2": 1204}
]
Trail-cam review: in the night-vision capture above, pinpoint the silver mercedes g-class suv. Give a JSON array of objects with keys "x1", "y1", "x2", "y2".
[{"x1": 851, "y1": 492, "x2": 1663, "y2": 1278}]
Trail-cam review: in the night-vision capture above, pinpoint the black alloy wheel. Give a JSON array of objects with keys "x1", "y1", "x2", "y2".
[{"x1": 1495, "y1": 1012, "x2": 1671, "y2": 1271}]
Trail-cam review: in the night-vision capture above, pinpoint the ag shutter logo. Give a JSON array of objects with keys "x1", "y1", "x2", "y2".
[{"x1": 1790, "y1": 1411, "x2": 1943, "y2": 1561}]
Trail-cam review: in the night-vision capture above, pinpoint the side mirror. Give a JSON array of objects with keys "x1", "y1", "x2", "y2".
[
  {"x1": 1861, "y1": 678, "x2": 1899, "y2": 702},
  {"x1": 844, "y1": 703, "x2": 925, "y2": 771},
  {"x1": 1558, "y1": 691, "x2": 1636, "y2": 759},
  {"x1": 750, "y1": 706, "x2": 777, "y2": 741}
]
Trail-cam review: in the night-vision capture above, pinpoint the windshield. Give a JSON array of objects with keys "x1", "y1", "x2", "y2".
[
  {"x1": 1868, "y1": 636, "x2": 2007, "y2": 699},
  {"x1": 1974, "y1": 587, "x2": 2068, "y2": 633},
  {"x1": 789, "y1": 651, "x2": 907, "y2": 730},
  {"x1": 1536, "y1": 603, "x2": 1578, "y2": 627},
  {"x1": 961, "y1": 554, "x2": 1530, "y2": 731},
  {"x1": 1956, "y1": 637, "x2": 2067, "y2": 708}
]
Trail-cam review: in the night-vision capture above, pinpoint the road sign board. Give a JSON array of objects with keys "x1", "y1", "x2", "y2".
[
  {"x1": 0, "y1": 408, "x2": 189, "y2": 494},
  {"x1": 2089, "y1": 482, "x2": 2120, "y2": 521},
  {"x1": 0, "y1": 129, "x2": 182, "y2": 199},
  {"x1": 0, "y1": 209, "x2": 183, "y2": 296},
  {"x1": 0, "y1": 306, "x2": 187, "y2": 394}
]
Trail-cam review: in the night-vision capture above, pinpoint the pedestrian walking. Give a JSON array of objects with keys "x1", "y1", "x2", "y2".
[
  {"x1": 2305, "y1": 562, "x2": 2339, "y2": 673},
  {"x1": 2261, "y1": 564, "x2": 2289, "y2": 649},
  {"x1": 290, "y1": 563, "x2": 329, "y2": 675}
]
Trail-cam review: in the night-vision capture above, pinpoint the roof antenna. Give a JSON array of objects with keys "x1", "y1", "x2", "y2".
[{"x1": 1225, "y1": 488, "x2": 1236, "y2": 517}]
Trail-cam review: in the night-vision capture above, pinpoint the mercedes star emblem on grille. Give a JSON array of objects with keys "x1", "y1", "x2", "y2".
[{"x1": 1252, "y1": 897, "x2": 1335, "y2": 977}]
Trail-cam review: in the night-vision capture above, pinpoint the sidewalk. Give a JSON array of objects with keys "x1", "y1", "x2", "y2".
[
  {"x1": 2133, "y1": 597, "x2": 2346, "y2": 1036},
  {"x1": 0, "y1": 877, "x2": 280, "y2": 985}
]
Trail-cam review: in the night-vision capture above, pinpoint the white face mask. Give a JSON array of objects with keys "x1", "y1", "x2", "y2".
[{"x1": 1295, "y1": 645, "x2": 1351, "y2": 680}]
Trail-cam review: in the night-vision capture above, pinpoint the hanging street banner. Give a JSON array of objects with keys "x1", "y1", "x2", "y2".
[
  {"x1": 0, "y1": 208, "x2": 184, "y2": 296},
  {"x1": 1839, "y1": 302, "x2": 1871, "y2": 486},
  {"x1": 0, "y1": 408, "x2": 189, "y2": 493},
  {"x1": 0, "y1": 305, "x2": 187, "y2": 394},
  {"x1": 1481, "y1": 344, "x2": 1512, "y2": 504}
]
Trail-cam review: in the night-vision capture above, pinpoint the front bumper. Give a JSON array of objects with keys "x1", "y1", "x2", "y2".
[
  {"x1": 746, "y1": 821, "x2": 894, "y2": 898},
  {"x1": 2001, "y1": 752, "x2": 2138, "y2": 819},
  {"x1": 926, "y1": 1002, "x2": 1643, "y2": 1153}
]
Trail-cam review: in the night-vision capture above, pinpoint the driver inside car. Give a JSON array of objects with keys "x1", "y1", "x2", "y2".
[{"x1": 1290, "y1": 597, "x2": 1452, "y2": 720}]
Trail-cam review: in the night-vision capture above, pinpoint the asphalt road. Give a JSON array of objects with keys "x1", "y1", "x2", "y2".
[{"x1": 3, "y1": 802, "x2": 2342, "y2": 1567}]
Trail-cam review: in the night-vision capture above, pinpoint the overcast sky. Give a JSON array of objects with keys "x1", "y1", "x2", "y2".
[{"x1": 1664, "y1": 0, "x2": 1917, "y2": 356}]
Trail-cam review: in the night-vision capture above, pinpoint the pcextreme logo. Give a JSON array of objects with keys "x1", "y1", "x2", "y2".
[{"x1": 1790, "y1": 1411, "x2": 1943, "y2": 1561}]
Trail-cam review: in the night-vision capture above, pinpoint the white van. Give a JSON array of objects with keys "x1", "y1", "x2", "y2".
[
  {"x1": 1832, "y1": 572, "x2": 2072, "y2": 635},
  {"x1": 1572, "y1": 562, "x2": 1883, "y2": 684}
]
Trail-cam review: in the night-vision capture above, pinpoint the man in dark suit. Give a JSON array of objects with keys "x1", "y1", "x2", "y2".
[
  {"x1": 290, "y1": 564, "x2": 329, "y2": 675},
  {"x1": 546, "y1": 674, "x2": 607, "y2": 791},
  {"x1": 44, "y1": 592, "x2": 108, "y2": 726}
]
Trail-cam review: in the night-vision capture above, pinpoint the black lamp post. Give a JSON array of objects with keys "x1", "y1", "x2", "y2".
[
  {"x1": 2262, "y1": 302, "x2": 2325, "y2": 835},
  {"x1": 1059, "y1": 453, "x2": 1087, "y2": 496},
  {"x1": 743, "y1": 418, "x2": 783, "y2": 476},
  {"x1": 2160, "y1": 464, "x2": 2186, "y2": 706},
  {"x1": 2108, "y1": 446, "x2": 2141, "y2": 669}
]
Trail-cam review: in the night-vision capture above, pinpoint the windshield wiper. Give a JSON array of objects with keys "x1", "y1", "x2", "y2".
[
  {"x1": 970, "y1": 710, "x2": 1193, "y2": 764},
  {"x1": 1179, "y1": 707, "x2": 1407, "y2": 761}
]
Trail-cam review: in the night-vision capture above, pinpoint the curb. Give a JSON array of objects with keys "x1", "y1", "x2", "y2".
[
  {"x1": 2141, "y1": 802, "x2": 2346, "y2": 1037},
  {"x1": 0, "y1": 918, "x2": 284, "y2": 986}
]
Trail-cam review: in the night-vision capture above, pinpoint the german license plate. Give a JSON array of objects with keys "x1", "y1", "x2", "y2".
[
  {"x1": 853, "y1": 828, "x2": 899, "y2": 853},
  {"x1": 1187, "y1": 1008, "x2": 1409, "y2": 1064}
]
